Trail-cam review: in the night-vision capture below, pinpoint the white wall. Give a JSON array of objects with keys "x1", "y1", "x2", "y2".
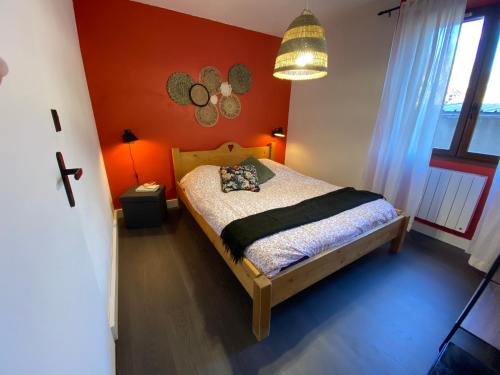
[
  {"x1": 0, "y1": 0, "x2": 114, "y2": 374},
  {"x1": 285, "y1": 0, "x2": 398, "y2": 188},
  {"x1": 33, "y1": 0, "x2": 115, "y2": 304}
]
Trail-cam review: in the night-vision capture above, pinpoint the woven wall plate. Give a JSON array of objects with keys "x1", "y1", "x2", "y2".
[
  {"x1": 167, "y1": 72, "x2": 194, "y2": 105},
  {"x1": 219, "y1": 94, "x2": 241, "y2": 119},
  {"x1": 228, "y1": 64, "x2": 251, "y2": 94},
  {"x1": 189, "y1": 83, "x2": 210, "y2": 107},
  {"x1": 195, "y1": 103, "x2": 219, "y2": 127},
  {"x1": 199, "y1": 66, "x2": 222, "y2": 95}
]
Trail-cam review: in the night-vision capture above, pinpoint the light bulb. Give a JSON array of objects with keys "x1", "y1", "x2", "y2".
[{"x1": 295, "y1": 52, "x2": 313, "y2": 67}]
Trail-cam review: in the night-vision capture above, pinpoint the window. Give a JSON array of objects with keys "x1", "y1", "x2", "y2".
[{"x1": 432, "y1": 4, "x2": 500, "y2": 164}]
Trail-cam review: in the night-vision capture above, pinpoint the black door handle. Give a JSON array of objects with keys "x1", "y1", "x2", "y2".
[
  {"x1": 56, "y1": 152, "x2": 83, "y2": 207},
  {"x1": 63, "y1": 168, "x2": 83, "y2": 180}
]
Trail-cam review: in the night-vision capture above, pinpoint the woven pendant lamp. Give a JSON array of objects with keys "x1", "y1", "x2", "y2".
[{"x1": 273, "y1": 9, "x2": 328, "y2": 80}]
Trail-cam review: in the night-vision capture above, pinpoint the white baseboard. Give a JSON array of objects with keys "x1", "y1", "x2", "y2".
[
  {"x1": 412, "y1": 221, "x2": 471, "y2": 251},
  {"x1": 167, "y1": 198, "x2": 179, "y2": 208},
  {"x1": 109, "y1": 210, "x2": 119, "y2": 340}
]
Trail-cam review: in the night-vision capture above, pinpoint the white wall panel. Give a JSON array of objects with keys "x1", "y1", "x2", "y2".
[
  {"x1": 436, "y1": 173, "x2": 463, "y2": 227},
  {"x1": 445, "y1": 174, "x2": 474, "y2": 230},
  {"x1": 417, "y1": 167, "x2": 486, "y2": 233},
  {"x1": 428, "y1": 169, "x2": 452, "y2": 222}
]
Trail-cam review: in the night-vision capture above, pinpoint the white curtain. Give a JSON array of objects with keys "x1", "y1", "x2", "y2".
[
  {"x1": 467, "y1": 166, "x2": 500, "y2": 272},
  {"x1": 363, "y1": 0, "x2": 466, "y2": 222}
]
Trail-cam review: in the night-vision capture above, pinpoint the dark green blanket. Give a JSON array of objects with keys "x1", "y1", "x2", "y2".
[{"x1": 220, "y1": 187, "x2": 383, "y2": 262}]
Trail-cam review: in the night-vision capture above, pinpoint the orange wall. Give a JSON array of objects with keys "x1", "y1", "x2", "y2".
[{"x1": 74, "y1": 0, "x2": 291, "y2": 207}]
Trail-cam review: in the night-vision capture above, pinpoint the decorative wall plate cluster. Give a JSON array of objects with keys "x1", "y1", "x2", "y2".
[{"x1": 167, "y1": 64, "x2": 251, "y2": 127}]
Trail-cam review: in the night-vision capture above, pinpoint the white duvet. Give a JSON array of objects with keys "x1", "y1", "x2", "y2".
[{"x1": 180, "y1": 159, "x2": 397, "y2": 277}]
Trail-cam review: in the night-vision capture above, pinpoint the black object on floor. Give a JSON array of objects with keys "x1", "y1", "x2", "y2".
[
  {"x1": 440, "y1": 254, "x2": 500, "y2": 352},
  {"x1": 428, "y1": 342, "x2": 500, "y2": 375},
  {"x1": 119, "y1": 185, "x2": 166, "y2": 228}
]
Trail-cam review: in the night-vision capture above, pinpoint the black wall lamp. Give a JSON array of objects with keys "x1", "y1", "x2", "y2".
[
  {"x1": 272, "y1": 127, "x2": 286, "y2": 138},
  {"x1": 122, "y1": 129, "x2": 140, "y2": 185},
  {"x1": 123, "y1": 128, "x2": 138, "y2": 143}
]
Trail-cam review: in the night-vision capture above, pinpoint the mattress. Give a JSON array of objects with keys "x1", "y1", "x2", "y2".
[{"x1": 179, "y1": 159, "x2": 397, "y2": 277}]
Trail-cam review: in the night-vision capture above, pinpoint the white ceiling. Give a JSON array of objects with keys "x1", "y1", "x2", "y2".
[{"x1": 131, "y1": 0, "x2": 376, "y2": 37}]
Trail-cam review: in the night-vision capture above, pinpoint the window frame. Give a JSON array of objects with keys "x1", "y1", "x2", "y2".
[{"x1": 432, "y1": 4, "x2": 500, "y2": 165}]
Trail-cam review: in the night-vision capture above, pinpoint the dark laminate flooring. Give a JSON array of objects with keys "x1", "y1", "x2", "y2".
[{"x1": 116, "y1": 208, "x2": 482, "y2": 375}]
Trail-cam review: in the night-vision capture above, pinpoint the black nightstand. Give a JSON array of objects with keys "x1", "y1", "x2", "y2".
[{"x1": 119, "y1": 185, "x2": 167, "y2": 228}]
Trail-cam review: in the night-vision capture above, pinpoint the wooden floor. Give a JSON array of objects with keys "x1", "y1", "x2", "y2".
[{"x1": 116, "y1": 208, "x2": 482, "y2": 375}]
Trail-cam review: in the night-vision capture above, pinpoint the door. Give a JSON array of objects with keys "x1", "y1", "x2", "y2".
[{"x1": 0, "y1": 1, "x2": 114, "y2": 374}]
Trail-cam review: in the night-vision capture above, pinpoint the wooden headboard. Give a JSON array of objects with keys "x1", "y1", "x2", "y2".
[{"x1": 172, "y1": 141, "x2": 275, "y2": 181}]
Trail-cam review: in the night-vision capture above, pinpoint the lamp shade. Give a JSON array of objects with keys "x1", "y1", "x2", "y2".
[
  {"x1": 273, "y1": 9, "x2": 328, "y2": 81},
  {"x1": 272, "y1": 127, "x2": 286, "y2": 138},
  {"x1": 122, "y1": 129, "x2": 138, "y2": 143}
]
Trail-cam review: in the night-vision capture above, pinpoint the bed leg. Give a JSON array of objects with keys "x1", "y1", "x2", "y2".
[
  {"x1": 252, "y1": 275, "x2": 272, "y2": 341},
  {"x1": 175, "y1": 187, "x2": 185, "y2": 210},
  {"x1": 390, "y1": 216, "x2": 409, "y2": 253}
]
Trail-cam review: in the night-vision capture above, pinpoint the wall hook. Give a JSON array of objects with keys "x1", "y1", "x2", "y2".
[{"x1": 56, "y1": 152, "x2": 83, "y2": 207}]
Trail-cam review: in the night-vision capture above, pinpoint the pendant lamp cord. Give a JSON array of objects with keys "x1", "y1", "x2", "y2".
[
  {"x1": 305, "y1": 0, "x2": 310, "y2": 10},
  {"x1": 128, "y1": 143, "x2": 140, "y2": 186}
]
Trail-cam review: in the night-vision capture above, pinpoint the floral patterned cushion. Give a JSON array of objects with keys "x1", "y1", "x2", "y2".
[{"x1": 220, "y1": 165, "x2": 260, "y2": 193}]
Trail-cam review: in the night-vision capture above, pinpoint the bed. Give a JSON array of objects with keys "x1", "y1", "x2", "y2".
[{"x1": 172, "y1": 142, "x2": 409, "y2": 340}]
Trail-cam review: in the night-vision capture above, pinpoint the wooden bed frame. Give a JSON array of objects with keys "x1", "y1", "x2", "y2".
[{"x1": 172, "y1": 142, "x2": 409, "y2": 341}]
